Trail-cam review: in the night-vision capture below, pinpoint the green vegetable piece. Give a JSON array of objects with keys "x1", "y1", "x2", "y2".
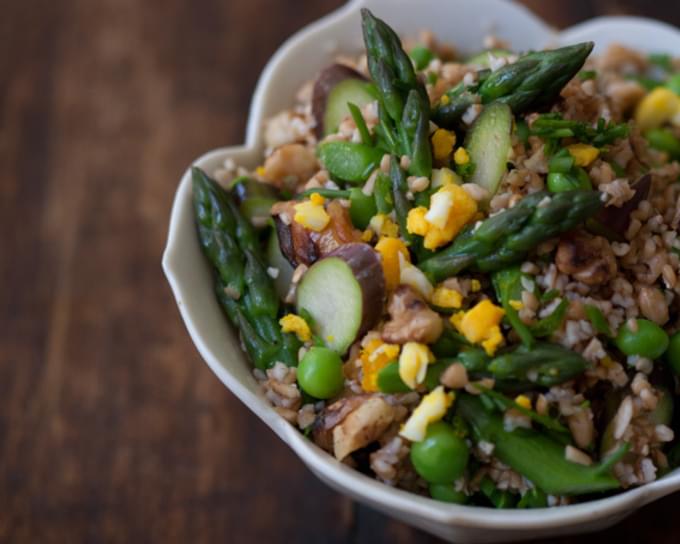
[
  {"x1": 266, "y1": 229, "x2": 295, "y2": 301},
  {"x1": 531, "y1": 113, "x2": 628, "y2": 147},
  {"x1": 349, "y1": 187, "x2": 377, "y2": 230},
  {"x1": 410, "y1": 45, "x2": 435, "y2": 70},
  {"x1": 665, "y1": 331, "x2": 680, "y2": 375},
  {"x1": 479, "y1": 476, "x2": 518, "y2": 508},
  {"x1": 377, "y1": 361, "x2": 410, "y2": 393},
  {"x1": 666, "y1": 74, "x2": 680, "y2": 95},
  {"x1": 410, "y1": 421, "x2": 470, "y2": 484},
  {"x1": 492, "y1": 266, "x2": 535, "y2": 348},
  {"x1": 488, "y1": 342, "x2": 588, "y2": 388},
  {"x1": 420, "y1": 190, "x2": 602, "y2": 282},
  {"x1": 231, "y1": 176, "x2": 279, "y2": 224},
  {"x1": 297, "y1": 347, "x2": 345, "y2": 399},
  {"x1": 465, "y1": 102, "x2": 513, "y2": 198},
  {"x1": 433, "y1": 43, "x2": 593, "y2": 128},
  {"x1": 547, "y1": 170, "x2": 590, "y2": 193},
  {"x1": 465, "y1": 49, "x2": 512, "y2": 68},
  {"x1": 615, "y1": 318, "x2": 669, "y2": 359},
  {"x1": 348, "y1": 101, "x2": 373, "y2": 146},
  {"x1": 324, "y1": 79, "x2": 375, "y2": 136},
  {"x1": 429, "y1": 483, "x2": 467, "y2": 504},
  {"x1": 431, "y1": 325, "x2": 470, "y2": 357},
  {"x1": 585, "y1": 304, "x2": 612, "y2": 337},
  {"x1": 515, "y1": 119, "x2": 530, "y2": 147},
  {"x1": 529, "y1": 298, "x2": 568, "y2": 338},
  {"x1": 649, "y1": 52, "x2": 673, "y2": 72},
  {"x1": 374, "y1": 172, "x2": 394, "y2": 214},
  {"x1": 645, "y1": 127, "x2": 680, "y2": 160},
  {"x1": 517, "y1": 487, "x2": 548, "y2": 508},
  {"x1": 295, "y1": 188, "x2": 351, "y2": 200},
  {"x1": 578, "y1": 70, "x2": 597, "y2": 80},
  {"x1": 318, "y1": 141, "x2": 384, "y2": 183},
  {"x1": 458, "y1": 394, "x2": 627, "y2": 496},
  {"x1": 548, "y1": 148, "x2": 575, "y2": 174},
  {"x1": 424, "y1": 360, "x2": 452, "y2": 391}
]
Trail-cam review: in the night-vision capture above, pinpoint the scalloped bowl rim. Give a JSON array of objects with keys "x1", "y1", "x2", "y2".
[{"x1": 163, "y1": 0, "x2": 680, "y2": 536}]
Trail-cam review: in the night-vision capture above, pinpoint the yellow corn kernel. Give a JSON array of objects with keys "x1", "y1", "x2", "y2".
[
  {"x1": 279, "y1": 314, "x2": 312, "y2": 342},
  {"x1": 450, "y1": 299, "x2": 505, "y2": 355},
  {"x1": 509, "y1": 299, "x2": 524, "y2": 310},
  {"x1": 375, "y1": 236, "x2": 410, "y2": 291},
  {"x1": 309, "y1": 192, "x2": 325, "y2": 205},
  {"x1": 431, "y1": 129, "x2": 457, "y2": 161},
  {"x1": 454, "y1": 147, "x2": 470, "y2": 165},
  {"x1": 567, "y1": 143, "x2": 600, "y2": 167},
  {"x1": 406, "y1": 207, "x2": 429, "y2": 236},
  {"x1": 293, "y1": 200, "x2": 330, "y2": 231},
  {"x1": 470, "y1": 279, "x2": 481, "y2": 292},
  {"x1": 400, "y1": 386, "x2": 455, "y2": 442},
  {"x1": 360, "y1": 338, "x2": 400, "y2": 392},
  {"x1": 634, "y1": 87, "x2": 680, "y2": 132},
  {"x1": 431, "y1": 286, "x2": 463, "y2": 309},
  {"x1": 515, "y1": 395, "x2": 532, "y2": 410}
]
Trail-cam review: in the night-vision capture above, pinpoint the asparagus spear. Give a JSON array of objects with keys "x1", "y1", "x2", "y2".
[
  {"x1": 492, "y1": 266, "x2": 535, "y2": 348},
  {"x1": 433, "y1": 42, "x2": 594, "y2": 128},
  {"x1": 457, "y1": 394, "x2": 628, "y2": 496},
  {"x1": 361, "y1": 9, "x2": 432, "y2": 177},
  {"x1": 419, "y1": 190, "x2": 602, "y2": 282},
  {"x1": 193, "y1": 167, "x2": 300, "y2": 369}
]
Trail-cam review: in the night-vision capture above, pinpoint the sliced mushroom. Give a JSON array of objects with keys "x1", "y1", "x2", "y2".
[
  {"x1": 556, "y1": 231, "x2": 617, "y2": 285},
  {"x1": 272, "y1": 200, "x2": 360, "y2": 267},
  {"x1": 381, "y1": 285, "x2": 443, "y2": 344},
  {"x1": 312, "y1": 395, "x2": 396, "y2": 460}
]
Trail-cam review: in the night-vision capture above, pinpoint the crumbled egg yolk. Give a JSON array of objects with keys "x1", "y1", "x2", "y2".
[
  {"x1": 430, "y1": 167, "x2": 462, "y2": 189},
  {"x1": 361, "y1": 229, "x2": 374, "y2": 242},
  {"x1": 406, "y1": 184, "x2": 477, "y2": 250},
  {"x1": 515, "y1": 394, "x2": 532, "y2": 410},
  {"x1": 431, "y1": 129, "x2": 456, "y2": 162},
  {"x1": 470, "y1": 279, "x2": 481, "y2": 292},
  {"x1": 400, "y1": 386, "x2": 455, "y2": 442},
  {"x1": 279, "y1": 314, "x2": 312, "y2": 343},
  {"x1": 431, "y1": 286, "x2": 463, "y2": 309},
  {"x1": 439, "y1": 94, "x2": 451, "y2": 106},
  {"x1": 360, "y1": 338, "x2": 401, "y2": 392},
  {"x1": 508, "y1": 299, "x2": 524, "y2": 311},
  {"x1": 566, "y1": 143, "x2": 600, "y2": 167},
  {"x1": 398, "y1": 252, "x2": 434, "y2": 299},
  {"x1": 398, "y1": 342, "x2": 435, "y2": 389},
  {"x1": 635, "y1": 87, "x2": 680, "y2": 132},
  {"x1": 255, "y1": 166, "x2": 266, "y2": 177},
  {"x1": 454, "y1": 146, "x2": 470, "y2": 165},
  {"x1": 369, "y1": 213, "x2": 400, "y2": 238},
  {"x1": 375, "y1": 236, "x2": 410, "y2": 291},
  {"x1": 450, "y1": 299, "x2": 505, "y2": 356},
  {"x1": 293, "y1": 193, "x2": 330, "y2": 232}
]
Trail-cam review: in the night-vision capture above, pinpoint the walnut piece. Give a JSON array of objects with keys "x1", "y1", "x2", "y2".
[
  {"x1": 381, "y1": 285, "x2": 443, "y2": 344},
  {"x1": 555, "y1": 232, "x2": 617, "y2": 285}
]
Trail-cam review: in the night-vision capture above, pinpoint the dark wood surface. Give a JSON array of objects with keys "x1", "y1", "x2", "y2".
[{"x1": 2, "y1": 1, "x2": 680, "y2": 542}]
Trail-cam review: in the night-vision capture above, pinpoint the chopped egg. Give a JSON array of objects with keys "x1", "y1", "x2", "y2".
[
  {"x1": 431, "y1": 167, "x2": 462, "y2": 189},
  {"x1": 634, "y1": 87, "x2": 680, "y2": 132},
  {"x1": 431, "y1": 286, "x2": 463, "y2": 309},
  {"x1": 406, "y1": 184, "x2": 477, "y2": 250},
  {"x1": 361, "y1": 229, "x2": 374, "y2": 242},
  {"x1": 450, "y1": 299, "x2": 505, "y2": 356},
  {"x1": 375, "y1": 236, "x2": 410, "y2": 291},
  {"x1": 508, "y1": 299, "x2": 524, "y2": 311},
  {"x1": 454, "y1": 146, "x2": 470, "y2": 165},
  {"x1": 470, "y1": 279, "x2": 481, "y2": 292},
  {"x1": 398, "y1": 342, "x2": 435, "y2": 389},
  {"x1": 360, "y1": 338, "x2": 401, "y2": 392},
  {"x1": 279, "y1": 314, "x2": 312, "y2": 342},
  {"x1": 294, "y1": 193, "x2": 330, "y2": 231},
  {"x1": 566, "y1": 143, "x2": 600, "y2": 167},
  {"x1": 400, "y1": 386, "x2": 455, "y2": 442},
  {"x1": 399, "y1": 252, "x2": 434, "y2": 299},
  {"x1": 369, "y1": 213, "x2": 400, "y2": 238},
  {"x1": 515, "y1": 394, "x2": 532, "y2": 410},
  {"x1": 431, "y1": 129, "x2": 456, "y2": 162}
]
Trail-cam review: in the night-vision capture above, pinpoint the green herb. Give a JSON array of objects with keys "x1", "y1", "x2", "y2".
[
  {"x1": 585, "y1": 303, "x2": 613, "y2": 337},
  {"x1": 578, "y1": 70, "x2": 597, "y2": 80}
]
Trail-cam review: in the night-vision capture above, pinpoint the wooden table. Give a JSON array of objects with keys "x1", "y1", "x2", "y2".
[{"x1": 2, "y1": 1, "x2": 679, "y2": 542}]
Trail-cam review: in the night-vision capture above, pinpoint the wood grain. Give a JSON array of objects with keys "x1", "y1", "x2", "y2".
[{"x1": 1, "y1": 1, "x2": 678, "y2": 542}]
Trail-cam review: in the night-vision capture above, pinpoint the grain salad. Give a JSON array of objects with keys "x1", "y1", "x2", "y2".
[{"x1": 193, "y1": 9, "x2": 680, "y2": 508}]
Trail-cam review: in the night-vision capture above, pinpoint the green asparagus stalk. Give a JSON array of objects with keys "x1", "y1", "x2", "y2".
[
  {"x1": 193, "y1": 167, "x2": 301, "y2": 370},
  {"x1": 487, "y1": 342, "x2": 588, "y2": 387},
  {"x1": 361, "y1": 9, "x2": 432, "y2": 177},
  {"x1": 419, "y1": 190, "x2": 603, "y2": 282},
  {"x1": 458, "y1": 394, "x2": 628, "y2": 496},
  {"x1": 492, "y1": 266, "x2": 535, "y2": 348},
  {"x1": 433, "y1": 42, "x2": 594, "y2": 128}
]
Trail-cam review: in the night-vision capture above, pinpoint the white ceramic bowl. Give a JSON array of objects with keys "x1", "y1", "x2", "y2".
[{"x1": 162, "y1": 1, "x2": 680, "y2": 541}]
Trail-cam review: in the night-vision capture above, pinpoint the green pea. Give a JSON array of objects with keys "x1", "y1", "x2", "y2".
[
  {"x1": 349, "y1": 187, "x2": 377, "y2": 230},
  {"x1": 377, "y1": 361, "x2": 410, "y2": 393},
  {"x1": 410, "y1": 45, "x2": 435, "y2": 70},
  {"x1": 665, "y1": 331, "x2": 680, "y2": 375},
  {"x1": 645, "y1": 128, "x2": 680, "y2": 160},
  {"x1": 547, "y1": 169, "x2": 591, "y2": 193},
  {"x1": 615, "y1": 318, "x2": 669, "y2": 359},
  {"x1": 429, "y1": 483, "x2": 467, "y2": 504},
  {"x1": 410, "y1": 421, "x2": 469, "y2": 484},
  {"x1": 548, "y1": 148, "x2": 575, "y2": 174},
  {"x1": 297, "y1": 347, "x2": 344, "y2": 399},
  {"x1": 318, "y1": 141, "x2": 384, "y2": 183}
]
